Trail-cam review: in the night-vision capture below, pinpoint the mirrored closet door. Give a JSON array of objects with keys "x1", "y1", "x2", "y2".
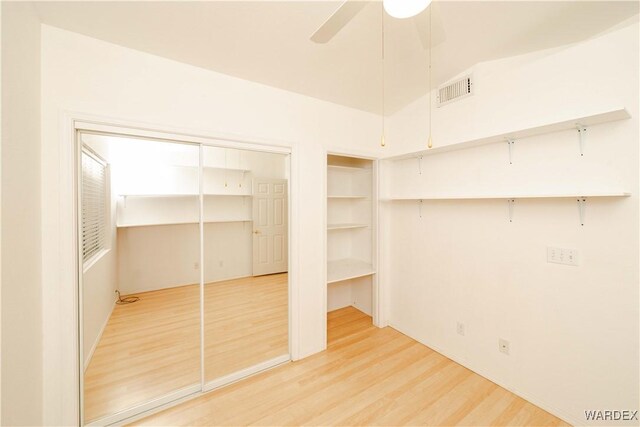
[
  {"x1": 79, "y1": 132, "x2": 290, "y2": 425},
  {"x1": 80, "y1": 134, "x2": 202, "y2": 423},
  {"x1": 202, "y1": 146, "x2": 290, "y2": 386}
]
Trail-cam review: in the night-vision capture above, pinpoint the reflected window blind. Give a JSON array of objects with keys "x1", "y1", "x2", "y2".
[{"x1": 82, "y1": 150, "x2": 107, "y2": 263}]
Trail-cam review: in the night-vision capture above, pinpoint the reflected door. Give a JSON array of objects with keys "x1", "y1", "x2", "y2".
[{"x1": 252, "y1": 178, "x2": 288, "y2": 276}]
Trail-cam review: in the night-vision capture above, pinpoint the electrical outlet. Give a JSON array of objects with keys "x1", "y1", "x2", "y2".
[
  {"x1": 456, "y1": 322, "x2": 465, "y2": 336},
  {"x1": 547, "y1": 247, "x2": 579, "y2": 266},
  {"x1": 499, "y1": 338, "x2": 510, "y2": 355}
]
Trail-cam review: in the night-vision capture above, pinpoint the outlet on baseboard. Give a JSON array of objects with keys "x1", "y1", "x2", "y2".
[
  {"x1": 456, "y1": 322, "x2": 465, "y2": 336},
  {"x1": 499, "y1": 338, "x2": 510, "y2": 355},
  {"x1": 547, "y1": 246, "x2": 579, "y2": 266}
]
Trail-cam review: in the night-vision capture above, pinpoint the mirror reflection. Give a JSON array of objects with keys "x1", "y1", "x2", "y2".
[{"x1": 80, "y1": 133, "x2": 289, "y2": 423}]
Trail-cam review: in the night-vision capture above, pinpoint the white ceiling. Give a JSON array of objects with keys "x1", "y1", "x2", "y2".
[{"x1": 34, "y1": 1, "x2": 639, "y2": 115}]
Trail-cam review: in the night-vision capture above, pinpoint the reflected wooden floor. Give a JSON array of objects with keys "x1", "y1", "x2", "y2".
[
  {"x1": 84, "y1": 273, "x2": 288, "y2": 422},
  {"x1": 135, "y1": 307, "x2": 569, "y2": 427}
]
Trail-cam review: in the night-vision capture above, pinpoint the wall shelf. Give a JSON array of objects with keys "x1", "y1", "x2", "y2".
[
  {"x1": 383, "y1": 192, "x2": 631, "y2": 201},
  {"x1": 327, "y1": 259, "x2": 375, "y2": 284},
  {"x1": 383, "y1": 192, "x2": 630, "y2": 225},
  {"x1": 117, "y1": 219, "x2": 252, "y2": 228},
  {"x1": 327, "y1": 223, "x2": 369, "y2": 230},
  {"x1": 385, "y1": 107, "x2": 630, "y2": 161},
  {"x1": 119, "y1": 193, "x2": 252, "y2": 198},
  {"x1": 174, "y1": 165, "x2": 251, "y2": 173},
  {"x1": 327, "y1": 195, "x2": 368, "y2": 199}
]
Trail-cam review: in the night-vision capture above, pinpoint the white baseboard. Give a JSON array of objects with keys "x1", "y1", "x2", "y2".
[
  {"x1": 388, "y1": 321, "x2": 581, "y2": 427},
  {"x1": 84, "y1": 299, "x2": 116, "y2": 371}
]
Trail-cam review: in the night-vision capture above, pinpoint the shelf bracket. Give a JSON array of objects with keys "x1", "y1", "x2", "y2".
[
  {"x1": 577, "y1": 197, "x2": 587, "y2": 226},
  {"x1": 418, "y1": 156, "x2": 423, "y2": 175},
  {"x1": 240, "y1": 170, "x2": 248, "y2": 188},
  {"x1": 576, "y1": 124, "x2": 587, "y2": 156},
  {"x1": 122, "y1": 195, "x2": 128, "y2": 208},
  {"x1": 507, "y1": 198, "x2": 515, "y2": 222},
  {"x1": 507, "y1": 139, "x2": 515, "y2": 164},
  {"x1": 419, "y1": 199, "x2": 423, "y2": 218}
]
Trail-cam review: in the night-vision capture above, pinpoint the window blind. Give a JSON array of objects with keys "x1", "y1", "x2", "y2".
[{"x1": 82, "y1": 150, "x2": 107, "y2": 263}]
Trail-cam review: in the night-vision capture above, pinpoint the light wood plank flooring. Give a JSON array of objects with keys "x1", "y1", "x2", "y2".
[
  {"x1": 134, "y1": 307, "x2": 569, "y2": 426},
  {"x1": 84, "y1": 273, "x2": 288, "y2": 422}
]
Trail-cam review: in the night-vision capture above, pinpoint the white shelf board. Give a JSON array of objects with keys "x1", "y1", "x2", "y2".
[
  {"x1": 327, "y1": 195, "x2": 369, "y2": 199},
  {"x1": 382, "y1": 191, "x2": 631, "y2": 201},
  {"x1": 327, "y1": 259, "x2": 375, "y2": 284},
  {"x1": 385, "y1": 107, "x2": 630, "y2": 160},
  {"x1": 119, "y1": 193, "x2": 251, "y2": 198},
  {"x1": 117, "y1": 219, "x2": 252, "y2": 228},
  {"x1": 327, "y1": 165, "x2": 371, "y2": 173},
  {"x1": 174, "y1": 165, "x2": 251, "y2": 173},
  {"x1": 327, "y1": 223, "x2": 369, "y2": 230}
]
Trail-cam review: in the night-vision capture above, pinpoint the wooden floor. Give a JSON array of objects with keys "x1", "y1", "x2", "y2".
[
  {"x1": 135, "y1": 307, "x2": 569, "y2": 426},
  {"x1": 84, "y1": 273, "x2": 288, "y2": 422}
]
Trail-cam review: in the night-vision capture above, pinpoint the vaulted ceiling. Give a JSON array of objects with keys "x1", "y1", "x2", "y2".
[{"x1": 35, "y1": 1, "x2": 639, "y2": 115}]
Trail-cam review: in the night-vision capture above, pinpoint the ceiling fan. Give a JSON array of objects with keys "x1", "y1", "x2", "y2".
[{"x1": 310, "y1": 0, "x2": 432, "y2": 46}]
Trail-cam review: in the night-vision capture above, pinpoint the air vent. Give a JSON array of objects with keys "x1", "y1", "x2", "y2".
[{"x1": 437, "y1": 75, "x2": 473, "y2": 107}]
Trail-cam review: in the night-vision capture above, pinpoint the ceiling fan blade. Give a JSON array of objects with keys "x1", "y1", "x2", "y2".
[{"x1": 310, "y1": 0, "x2": 370, "y2": 44}]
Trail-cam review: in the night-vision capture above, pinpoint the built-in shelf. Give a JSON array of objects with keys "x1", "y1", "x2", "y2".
[
  {"x1": 327, "y1": 195, "x2": 368, "y2": 199},
  {"x1": 385, "y1": 107, "x2": 630, "y2": 160},
  {"x1": 117, "y1": 219, "x2": 252, "y2": 228},
  {"x1": 327, "y1": 165, "x2": 371, "y2": 173},
  {"x1": 119, "y1": 193, "x2": 251, "y2": 198},
  {"x1": 327, "y1": 259, "x2": 375, "y2": 284},
  {"x1": 327, "y1": 223, "x2": 369, "y2": 230},
  {"x1": 382, "y1": 192, "x2": 631, "y2": 201}
]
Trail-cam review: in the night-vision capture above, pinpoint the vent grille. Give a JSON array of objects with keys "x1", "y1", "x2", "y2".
[{"x1": 438, "y1": 75, "x2": 473, "y2": 107}]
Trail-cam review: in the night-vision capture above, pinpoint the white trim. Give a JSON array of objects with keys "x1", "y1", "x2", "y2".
[
  {"x1": 55, "y1": 111, "x2": 299, "y2": 426},
  {"x1": 74, "y1": 118, "x2": 292, "y2": 155},
  {"x1": 198, "y1": 144, "x2": 205, "y2": 392},
  {"x1": 83, "y1": 299, "x2": 116, "y2": 372},
  {"x1": 81, "y1": 248, "x2": 110, "y2": 274},
  {"x1": 109, "y1": 356, "x2": 290, "y2": 427},
  {"x1": 202, "y1": 354, "x2": 290, "y2": 392},
  {"x1": 86, "y1": 385, "x2": 201, "y2": 427}
]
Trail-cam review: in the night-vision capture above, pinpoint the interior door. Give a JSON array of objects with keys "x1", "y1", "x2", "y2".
[{"x1": 252, "y1": 178, "x2": 288, "y2": 276}]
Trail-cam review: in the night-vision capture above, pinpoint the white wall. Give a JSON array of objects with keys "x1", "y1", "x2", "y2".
[
  {"x1": 382, "y1": 18, "x2": 639, "y2": 426},
  {"x1": 1, "y1": 3, "x2": 43, "y2": 425},
  {"x1": 40, "y1": 25, "x2": 382, "y2": 425}
]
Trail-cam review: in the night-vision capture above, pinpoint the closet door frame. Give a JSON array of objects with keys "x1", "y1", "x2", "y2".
[{"x1": 70, "y1": 115, "x2": 297, "y2": 426}]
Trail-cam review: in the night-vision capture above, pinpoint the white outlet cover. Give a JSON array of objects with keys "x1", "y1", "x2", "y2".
[{"x1": 499, "y1": 338, "x2": 510, "y2": 355}]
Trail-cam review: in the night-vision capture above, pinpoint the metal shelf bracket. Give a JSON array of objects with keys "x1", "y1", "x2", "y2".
[
  {"x1": 418, "y1": 156, "x2": 423, "y2": 175},
  {"x1": 507, "y1": 198, "x2": 515, "y2": 222},
  {"x1": 507, "y1": 139, "x2": 515, "y2": 164},
  {"x1": 576, "y1": 124, "x2": 587, "y2": 156},
  {"x1": 419, "y1": 199, "x2": 423, "y2": 218},
  {"x1": 577, "y1": 197, "x2": 587, "y2": 226}
]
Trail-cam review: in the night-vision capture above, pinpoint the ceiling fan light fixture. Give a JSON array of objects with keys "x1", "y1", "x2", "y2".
[{"x1": 383, "y1": 0, "x2": 431, "y2": 19}]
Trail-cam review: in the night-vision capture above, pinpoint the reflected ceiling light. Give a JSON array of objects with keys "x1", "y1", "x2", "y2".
[{"x1": 383, "y1": 0, "x2": 431, "y2": 19}]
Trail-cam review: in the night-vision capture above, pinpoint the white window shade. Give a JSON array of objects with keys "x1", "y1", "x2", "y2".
[{"x1": 82, "y1": 150, "x2": 107, "y2": 263}]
